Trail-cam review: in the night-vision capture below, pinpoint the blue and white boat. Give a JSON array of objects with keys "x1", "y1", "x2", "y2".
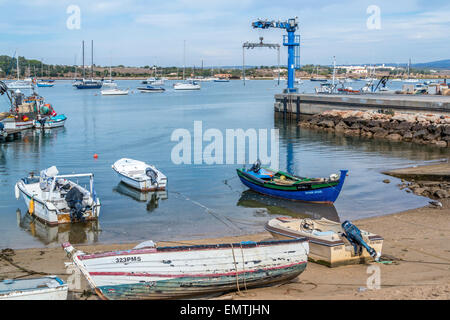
[
  {"x1": 36, "y1": 81, "x2": 54, "y2": 87},
  {"x1": 34, "y1": 114, "x2": 67, "y2": 129},
  {"x1": 0, "y1": 276, "x2": 68, "y2": 300}
]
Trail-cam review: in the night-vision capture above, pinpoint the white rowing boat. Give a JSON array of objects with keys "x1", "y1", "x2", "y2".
[{"x1": 62, "y1": 237, "x2": 309, "y2": 300}]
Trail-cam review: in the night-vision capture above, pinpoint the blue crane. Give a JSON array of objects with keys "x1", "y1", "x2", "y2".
[{"x1": 252, "y1": 17, "x2": 300, "y2": 92}]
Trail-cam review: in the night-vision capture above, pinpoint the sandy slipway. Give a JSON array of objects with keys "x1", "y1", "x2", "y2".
[{"x1": 298, "y1": 109, "x2": 450, "y2": 147}]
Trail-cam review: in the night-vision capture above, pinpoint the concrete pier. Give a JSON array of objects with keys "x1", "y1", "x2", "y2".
[{"x1": 274, "y1": 93, "x2": 450, "y2": 120}]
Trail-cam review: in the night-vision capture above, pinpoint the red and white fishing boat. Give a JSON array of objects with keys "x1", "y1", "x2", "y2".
[{"x1": 62, "y1": 238, "x2": 309, "y2": 300}]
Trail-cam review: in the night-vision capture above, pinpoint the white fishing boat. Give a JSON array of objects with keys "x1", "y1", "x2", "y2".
[
  {"x1": 112, "y1": 158, "x2": 167, "y2": 191},
  {"x1": 15, "y1": 166, "x2": 101, "y2": 225},
  {"x1": 265, "y1": 217, "x2": 382, "y2": 267},
  {"x1": 62, "y1": 237, "x2": 309, "y2": 300},
  {"x1": 0, "y1": 276, "x2": 68, "y2": 300}
]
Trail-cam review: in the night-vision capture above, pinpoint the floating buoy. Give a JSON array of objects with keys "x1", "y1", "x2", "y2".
[{"x1": 93, "y1": 154, "x2": 98, "y2": 159}]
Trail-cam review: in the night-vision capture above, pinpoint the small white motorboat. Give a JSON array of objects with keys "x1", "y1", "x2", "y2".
[
  {"x1": 101, "y1": 88, "x2": 129, "y2": 95},
  {"x1": 0, "y1": 276, "x2": 68, "y2": 300},
  {"x1": 15, "y1": 166, "x2": 101, "y2": 225},
  {"x1": 112, "y1": 158, "x2": 167, "y2": 191}
]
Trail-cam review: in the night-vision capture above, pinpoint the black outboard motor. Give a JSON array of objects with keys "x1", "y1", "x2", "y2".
[
  {"x1": 65, "y1": 187, "x2": 86, "y2": 222},
  {"x1": 145, "y1": 167, "x2": 158, "y2": 185},
  {"x1": 249, "y1": 159, "x2": 261, "y2": 173},
  {"x1": 341, "y1": 220, "x2": 380, "y2": 261}
]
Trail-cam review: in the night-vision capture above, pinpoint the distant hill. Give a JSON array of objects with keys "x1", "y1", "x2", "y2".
[{"x1": 412, "y1": 59, "x2": 450, "y2": 69}]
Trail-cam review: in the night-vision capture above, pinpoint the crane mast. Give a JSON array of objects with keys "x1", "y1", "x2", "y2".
[{"x1": 251, "y1": 17, "x2": 300, "y2": 92}]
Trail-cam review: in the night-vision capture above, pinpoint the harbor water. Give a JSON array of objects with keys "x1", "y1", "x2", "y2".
[{"x1": 0, "y1": 79, "x2": 447, "y2": 249}]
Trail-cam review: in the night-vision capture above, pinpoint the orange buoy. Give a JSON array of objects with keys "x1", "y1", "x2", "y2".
[{"x1": 93, "y1": 154, "x2": 98, "y2": 159}]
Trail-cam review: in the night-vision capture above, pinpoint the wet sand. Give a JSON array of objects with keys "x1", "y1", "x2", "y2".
[{"x1": 1, "y1": 168, "x2": 449, "y2": 300}]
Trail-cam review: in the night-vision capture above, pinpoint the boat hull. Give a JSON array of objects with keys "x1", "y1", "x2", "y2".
[
  {"x1": 237, "y1": 170, "x2": 347, "y2": 203},
  {"x1": 0, "y1": 276, "x2": 68, "y2": 300},
  {"x1": 34, "y1": 118, "x2": 66, "y2": 129},
  {"x1": 63, "y1": 238, "x2": 309, "y2": 300},
  {"x1": 113, "y1": 170, "x2": 166, "y2": 191}
]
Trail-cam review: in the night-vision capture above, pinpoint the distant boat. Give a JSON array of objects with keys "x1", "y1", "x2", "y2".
[
  {"x1": 75, "y1": 40, "x2": 102, "y2": 89},
  {"x1": 173, "y1": 40, "x2": 201, "y2": 91},
  {"x1": 74, "y1": 79, "x2": 103, "y2": 89},
  {"x1": 101, "y1": 88, "x2": 129, "y2": 95},
  {"x1": 213, "y1": 78, "x2": 230, "y2": 82},
  {"x1": 137, "y1": 85, "x2": 165, "y2": 93},
  {"x1": 173, "y1": 80, "x2": 200, "y2": 90},
  {"x1": 36, "y1": 81, "x2": 54, "y2": 87},
  {"x1": 62, "y1": 237, "x2": 309, "y2": 300},
  {"x1": 101, "y1": 67, "x2": 128, "y2": 95},
  {"x1": 7, "y1": 51, "x2": 34, "y2": 90},
  {"x1": 0, "y1": 276, "x2": 68, "y2": 300}
]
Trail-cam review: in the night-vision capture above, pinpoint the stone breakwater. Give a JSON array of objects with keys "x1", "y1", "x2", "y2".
[
  {"x1": 398, "y1": 180, "x2": 449, "y2": 200},
  {"x1": 298, "y1": 110, "x2": 450, "y2": 147}
]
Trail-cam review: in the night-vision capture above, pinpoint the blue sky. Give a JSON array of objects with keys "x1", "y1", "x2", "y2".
[{"x1": 0, "y1": 0, "x2": 449, "y2": 67}]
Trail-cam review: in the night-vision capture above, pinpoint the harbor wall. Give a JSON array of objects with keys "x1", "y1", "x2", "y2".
[{"x1": 274, "y1": 93, "x2": 450, "y2": 119}]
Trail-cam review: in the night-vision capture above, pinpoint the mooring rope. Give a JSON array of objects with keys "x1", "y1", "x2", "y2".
[{"x1": 230, "y1": 243, "x2": 242, "y2": 295}]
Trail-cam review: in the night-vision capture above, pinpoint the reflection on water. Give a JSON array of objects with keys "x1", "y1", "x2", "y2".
[
  {"x1": 237, "y1": 190, "x2": 340, "y2": 222},
  {"x1": 113, "y1": 182, "x2": 168, "y2": 212},
  {"x1": 16, "y1": 209, "x2": 100, "y2": 246}
]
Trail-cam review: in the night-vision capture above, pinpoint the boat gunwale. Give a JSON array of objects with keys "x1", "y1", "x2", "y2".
[
  {"x1": 75, "y1": 237, "x2": 308, "y2": 260},
  {"x1": 265, "y1": 221, "x2": 383, "y2": 246}
]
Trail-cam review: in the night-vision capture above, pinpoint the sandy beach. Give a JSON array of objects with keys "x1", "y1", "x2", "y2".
[{"x1": 1, "y1": 163, "x2": 449, "y2": 300}]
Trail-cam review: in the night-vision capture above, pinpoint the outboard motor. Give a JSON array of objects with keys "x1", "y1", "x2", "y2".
[
  {"x1": 145, "y1": 167, "x2": 158, "y2": 185},
  {"x1": 249, "y1": 159, "x2": 261, "y2": 173},
  {"x1": 341, "y1": 220, "x2": 380, "y2": 261},
  {"x1": 65, "y1": 187, "x2": 86, "y2": 222}
]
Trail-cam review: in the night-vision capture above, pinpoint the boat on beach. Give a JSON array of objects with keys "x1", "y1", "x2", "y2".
[
  {"x1": 15, "y1": 166, "x2": 101, "y2": 225},
  {"x1": 0, "y1": 276, "x2": 68, "y2": 300},
  {"x1": 112, "y1": 158, "x2": 167, "y2": 191},
  {"x1": 62, "y1": 237, "x2": 309, "y2": 300},
  {"x1": 265, "y1": 217, "x2": 383, "y2": 267},
  {"x1": 237, "y1": 160, "x2": 347, "y2": 203}
]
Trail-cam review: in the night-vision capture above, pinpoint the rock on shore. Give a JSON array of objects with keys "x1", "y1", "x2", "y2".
[{"x1": 298, "y1": 110, "x2": 450, "y2": 147}]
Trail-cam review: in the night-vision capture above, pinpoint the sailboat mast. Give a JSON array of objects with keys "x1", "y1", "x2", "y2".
[
  {"x1": 82, "y1": 40, "x2": 85, "y2": 78},
  {"x1": 91, "y1": 40, "x2": 94, "y2": 79},
  {"x1": 183, "y1": 40, "x2": 186, "y2": 81},
  {"x1": 16, "y1": 52, "x2": 19, "y2": 80}
]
